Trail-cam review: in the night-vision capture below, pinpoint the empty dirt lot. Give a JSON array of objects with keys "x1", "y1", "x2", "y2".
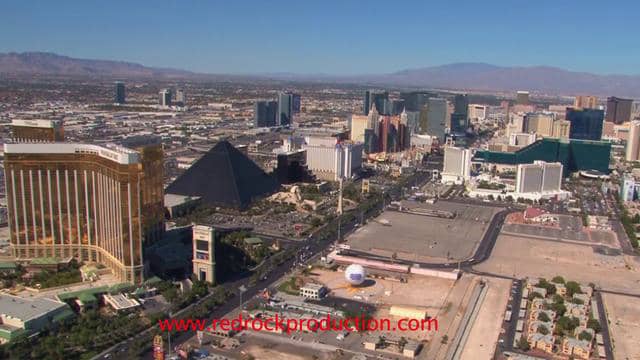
[
  {"x1": 604, "y1": 293, "x2": 640, "y2": 360},
  {"x1": 474, "y1": 234, "x2": 640, "y2": 295}
]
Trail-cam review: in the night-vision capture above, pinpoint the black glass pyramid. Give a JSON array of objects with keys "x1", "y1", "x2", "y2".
[{"x1": 166, "y1": 141, "x2": 279, "y2": 209}]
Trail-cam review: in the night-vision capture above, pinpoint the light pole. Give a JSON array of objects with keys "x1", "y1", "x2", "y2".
[{"x1": 239, "y1": 285, "x2": 247, "y2": 310}]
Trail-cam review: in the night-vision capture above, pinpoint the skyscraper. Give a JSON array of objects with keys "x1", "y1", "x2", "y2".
[
  {"x1": 450, "y1": 94, "x2": 469, "y2": 135},
  {"x1": 625, "y1": 120, "x2": 640, "y2": 162},
  {"x1": 606, "y1": 96, "x2": 633, "y2": 124},
  {"x1": 566, "y1": 108, "x2": 604, "y2": 140},
  {"x1": 516, "y1": 91, "x2": 530, "y2": 105},
  {"x1": 349, "y1": 114, "x2": 369, "y2": 143},
  {"x1": 400, "y1": 91, "x2": 435, "y2": 112},
  {"x1": 515, "y1": 161, "x2": 563, "y2": 194},
  {"x1": 254, "y1": 100, "x2": 278, "y2": 127},
  {"x1": 441, "y1": 146, "x2": 472, "y2": 184},
  {"x1": 4, "y1": 141, "x2": 164, "y2": 284},
  {"x1": 159, "y1": 89, "x2": 172, "y2": 107},
  {"x1": 292, "y1": 93, "x2": 301, "y2": 113},
  {"x1": 175, "y1": 89, "x2": 186, "y2": 107},
  {"x1": 426, "y1": 98, "x2": 447, "y2": 142},
  {"x1": 574, "y1": 95, "x2": 597, "y2": 109},
  {"x1": 278, "y1": 92, "x2": 294, "y2": 126},
  {"x1": 524, "y1": 112, "x2": 555, "y2": 137},
  {"x1": 364, "y1": 90, "x2": 389, "y2": 115},
  {"x1": 115, "y1": 81, "x2": 125, "y2": 104}
]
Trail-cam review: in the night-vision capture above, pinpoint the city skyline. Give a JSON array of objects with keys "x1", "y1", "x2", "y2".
[{"x1": 2, "y1": 0, "x2": 640, "y2": 75}]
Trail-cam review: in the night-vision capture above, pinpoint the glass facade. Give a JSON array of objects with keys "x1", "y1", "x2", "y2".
[
  {"x1": 474, "y1": 138, "x2": 611, "y2": 175},
  {"x1": 567, "y1": 108, "x2": 604, "y2": 140},
  {"x1": 4, "y1": 144, "x2": 163, "y2": 284}
]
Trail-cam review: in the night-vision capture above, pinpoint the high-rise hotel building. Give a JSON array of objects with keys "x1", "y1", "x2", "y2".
[{"x1": 4, "y1": 138, "x2": 164, "y2": 284}]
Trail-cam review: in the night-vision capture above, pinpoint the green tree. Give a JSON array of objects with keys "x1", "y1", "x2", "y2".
[
  {"x1": 578, "y1": 330, "x2": 593, "y2": 341},
  {"x1": 538, "y1": 312, "x2": 551, "y2": 322},
  {"x1": 552, "y1": 294, "x2": 565, "y2": 304},
  {"x1": 565, "y1": 281, "x2": 582, "y2": 297},
  {"x1": 587, "y1": 319, "x2": 602, "y2": 333},
  {"x1": 538, "y1": 325, "x2": 549, "y2": 335},
  {"x1": 549, "y1": 302, "x2": 566, "y2": 317},
  {"x1": 517, "y1": 336, "x2": 530, "y2": 351},
  {"x1": 551, "y1": 276, "x2": 565, "y2": 284}
]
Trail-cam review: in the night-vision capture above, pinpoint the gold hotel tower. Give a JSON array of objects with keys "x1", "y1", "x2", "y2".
[{"x1": 4, "y1": 122, "x2": 164, "y2": 284}]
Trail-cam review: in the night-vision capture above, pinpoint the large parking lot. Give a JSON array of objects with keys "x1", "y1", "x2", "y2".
[
  {"x1": 502, "y1": 214, "x2": 619, "y2": 248},
  {"x1": 346, "y1": 200, "x2": 500, "y2": 263}
]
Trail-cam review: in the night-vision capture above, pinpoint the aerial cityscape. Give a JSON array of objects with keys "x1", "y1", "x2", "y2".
[{"x1": 1, "y1": 1, "x2": 640, "y2": 360}]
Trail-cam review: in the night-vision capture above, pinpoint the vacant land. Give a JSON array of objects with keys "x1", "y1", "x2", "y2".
[
  {"x1": 474, "y1": 234, "x2": 640, "y2": 295},
  {"x1": 604, "y1": 293, "x2": 640, "y2": 360},
  {"x1": 459, "y1": 277, "x2": 511, "y2": 360}
]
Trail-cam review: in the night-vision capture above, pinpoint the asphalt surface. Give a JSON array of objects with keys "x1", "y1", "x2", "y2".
[{"x1": 594, "y1": 291, "x2": 615, "y2": 360}]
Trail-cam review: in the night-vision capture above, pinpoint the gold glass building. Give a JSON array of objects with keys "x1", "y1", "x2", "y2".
[{"x1": 3, "y1": 142, "x2": 164, "y2": 284}]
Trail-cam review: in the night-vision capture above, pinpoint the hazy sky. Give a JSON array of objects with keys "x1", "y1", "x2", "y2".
[{"x1": 2, "y1": 0, "x2": 639, "y2": 75}]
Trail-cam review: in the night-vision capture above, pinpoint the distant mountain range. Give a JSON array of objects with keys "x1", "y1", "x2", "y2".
[{"x1": 1, "y1": 52, "x2": 639, "y2": 97}]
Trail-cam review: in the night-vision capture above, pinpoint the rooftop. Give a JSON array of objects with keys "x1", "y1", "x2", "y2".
[{"x1": 0, "y1": 294, "x2": 69, "y2": 322}]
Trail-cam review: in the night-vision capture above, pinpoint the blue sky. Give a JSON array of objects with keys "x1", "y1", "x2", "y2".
[{"x1": 2, "y1": 0, "x2": 639, "y2": 75}]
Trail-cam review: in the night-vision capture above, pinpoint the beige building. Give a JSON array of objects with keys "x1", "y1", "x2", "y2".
[
  {"x1": 192, "y1": 224, "x2": 216, "y2": 283},
  {"x1": 552, "y1": 119, "x2": 571, "y2": 139},
  {"x1": 349, "y1": 114, "x2": 369, "y2": 143},
  {"x1": 524, "y1": 112, "x2": 554, "y2": 137},
  {"x1": 574, "y1": 95, "x2": 598, "y2": 109},
  {"x1": 626, "y1": 121, "x2": 640, "y2": 161}
]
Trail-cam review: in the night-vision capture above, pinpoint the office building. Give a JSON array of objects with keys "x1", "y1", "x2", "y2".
[
  {"x1": 390, "y1": 99, "x2": 405, "y2": 115},
  {"x1": 552, "y1": 119, "x2": 571, "y2": 139},
  {"x1": 349, "y1": 114, "x2": 369, "y2": 143},
  {"x1": 468, "y1": 104, "x2": 487, "y2": 121},
  {"x1": 11, "y1": 119, "x2": 64, "y2": 142},
  {"x1": 517, "y1": 91, "x2": 530, "y2": 105},
  {"x1": 159, "y1": 89, "x2": 172, "y2": 107},
  {"x1": 192, "y1": 225, "x2": 216, "y2": 283},
  {"x1": 515, "y1": 161, "x2": 563, "y2": 196},
  {"x1": 254, "y1": 100, "x2": 278, "y2": 127},
  {"x1": 278, "y1": 92, "x2": 294, "y2": 126},
  {"x1": 425, "y1": 98, "x2": 448, "y2": 142},
  {"x1": 292, "y1": 93, "x2": 301, "y2": 113},
  {"x1": 450, "y1": 94, "x2": 469, "y2": 133},
  {"x1": 566, "y1": 108, "x2": 604, "y2": 140},
  {"x1": 606, "y1": 96, "x2": 633, "y2": 124},
  {"x1": 474, "y1": 138, "x2": 611, "y2": 176},
  {"x1": 441, "y1": 146, "x2": 472, "y2": 184},
  {"x1": 115, "y1": 81, "x2": 125, "y2": 104},
  {"x1": 622, "y1": 176, "x2": 636, "y2": 202},
  {"x1": 400, "y1": 91, "x2": 434, "y2": 112},
  {"x1": 364, "y1": 90, "x2": 389, "y2": 115},
  {"x1": 175, "y1": 89, "x2": 186, "y2": 107},
  {"x1": 302, "y1": 137, "x2": 363, "y2": 181},
  {"x1": 4, "y1": 141, "x2": 165, "y2": 284},
  {"x1": 524, "y1": 112, "x2": 555, "y2": 137},
  {"x1": 574, "y1": 95, "x2": 597, "y2": 109},
  {"x1": 378, "y1": 115, "x2": 408, "y2": 153},
  {"x1": 625, "y1": 121, "x2": 640, "y2": 162},
  {"x1": 0, "y1": 294, "x2": 73, "y2": 343}
]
